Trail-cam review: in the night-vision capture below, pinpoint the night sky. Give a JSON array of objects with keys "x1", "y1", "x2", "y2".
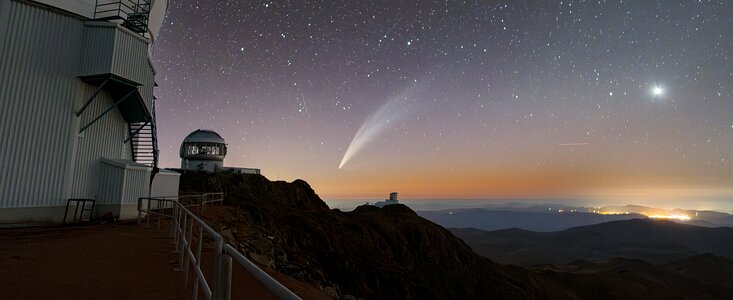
[{"x1": 153, "y1": 0, "x2": 733, "y2": 206}]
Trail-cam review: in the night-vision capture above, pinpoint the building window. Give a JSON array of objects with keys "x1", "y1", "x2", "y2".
[{"x1": 187, "y1": 144, "x2": 221, "y2": 155}]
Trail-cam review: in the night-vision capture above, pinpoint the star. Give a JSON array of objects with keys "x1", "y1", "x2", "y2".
[{"x1": 653, "y1": 86, "x2": 664, "y2": 96}]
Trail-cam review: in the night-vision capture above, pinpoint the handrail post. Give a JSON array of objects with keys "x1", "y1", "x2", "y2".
[
  {"x1": 135, "y1": 194, "x2": 300, "y2": 300},
  {"x1": 220, "y1": 254, "x2": 232, "y2": 300},
  {"x1": 146, "y1": 198, "x2": 151, "y2": 227},
  {"x1": 192, "y1": 226, "x2": 204, "y2": 300},
  {"x1": 199, "y1": 194, "x2": 204, "y2": 215},
  {"x1": 179, "y1": 213, "x2": 187, "y2": 266},
  {"x1": 184, "y1": 217, "x2": 194, "y2": 287},
  {"x1": 157, "y1": 199, "x2": 162, "y2": 230},
  {"x1": 172, "y1": 205, "x2": 179, "y2": 251},
  {"x1": 137, "y1": 198, "x2": 142, "y2": 224},
  {"x1": 212, "y1": 237, "x2": 224, "y2": 300}
]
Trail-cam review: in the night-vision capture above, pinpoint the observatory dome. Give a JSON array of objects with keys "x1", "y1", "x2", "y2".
[
  {"x1": 182, "y1": 129, "x2": 225, "y2": 145},
  {"x1": 180, "y1": 130, "x2": 227, "y2": 171}
]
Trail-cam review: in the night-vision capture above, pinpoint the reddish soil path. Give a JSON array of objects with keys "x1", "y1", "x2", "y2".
[
  {"x1": 0, "y1": 222, "x2": 188, "y2": 299},
  {"x1": 0, "y1": 222, "x2": 332, "y2": 300}
]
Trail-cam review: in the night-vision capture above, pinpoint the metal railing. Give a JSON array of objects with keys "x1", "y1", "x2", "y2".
[
  {"x1": 94, "y1": 0, "x2": 151, "y2": 34},
  {"x1": 138, "y1": 194, "x2": 301, "y2": 300}
]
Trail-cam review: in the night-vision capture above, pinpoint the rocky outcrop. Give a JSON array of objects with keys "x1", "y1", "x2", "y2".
[{"x1": 180, "y1": 173, "x2": 571, "y2": 299}]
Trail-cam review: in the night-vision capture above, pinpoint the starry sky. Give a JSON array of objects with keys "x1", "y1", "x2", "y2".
[{"x1": 153, "y1": 0, "x2": 733, "y2": 207}]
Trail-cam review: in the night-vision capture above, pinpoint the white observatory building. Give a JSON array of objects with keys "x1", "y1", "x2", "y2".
[
  {"x1": 374, "y1": 192, "x2": 400, "y2": 208},
  {"x1": 180, "y1": 129, "x2": 261, "y2": 174},
  {"x1": 0, "y1": 0, "x2": 178, "y2": 224},
  {"x1": 180, "y1": 130, "x2": 227, "y2": 172}
]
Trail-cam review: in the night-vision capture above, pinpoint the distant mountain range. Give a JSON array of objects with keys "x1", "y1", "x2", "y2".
[
  {"x1": 451, "y1": 219, "x2": 733, "y2": 265},
  {"x1": 419, "y1": 204, "x2": 733, "y2": 232}
]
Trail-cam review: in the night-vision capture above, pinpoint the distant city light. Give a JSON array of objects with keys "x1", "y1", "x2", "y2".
[{"x1": 648, "y1": 214, "x2": 691, "y2": 221}]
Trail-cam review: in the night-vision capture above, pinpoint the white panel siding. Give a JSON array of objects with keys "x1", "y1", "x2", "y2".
[
  {"x1": 0, "y1": 0, "x2": 84, "y2": 208},
  {"x1": 0, "y1": 1, "x2": 163, "y2": 224},
  {"x1": 98, "y1": 159, "x2": 150, "y2": 206},
  {"x1": 97, "y1": 161, "x2": 126, "y2": 206},
  {"x1": 150, "y1": 170, "x2": 180, "y2": 198},
  {"x1": 71, "y1": 88, "x2": 130, "y2": 199},
  {"x1": 79, "y1": 23, "x2": 116, "y2": 76},
  {"x1": 112, "y1": 26, "x2": 156, "y2": 113},
  {"x1": 80, "y1": 22, "x2": 155, "y2": 114},
  {"x1": 122, "y1": 168, "x2": 149, "y2": 204},
  {"x1": 32, "y1": 0, "x2": 97, "y2": 19}
]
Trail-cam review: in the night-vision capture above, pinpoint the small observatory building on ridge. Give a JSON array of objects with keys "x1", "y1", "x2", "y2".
[
  {"x1": 374, "y1": 192, "x2": 400, "y2": 208},
  {"x1": 180, "y1": 129, "x2": 261, "y2": 174}
]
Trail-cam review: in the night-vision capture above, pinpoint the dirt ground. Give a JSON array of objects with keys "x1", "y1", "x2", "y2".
[{"x1": 0, "y1": 222, "x2": 330, "y2": 300}]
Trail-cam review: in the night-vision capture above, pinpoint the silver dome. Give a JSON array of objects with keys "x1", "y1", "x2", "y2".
[{"x1": 182, "y1": 129, "x2": 225, "y2": 144}]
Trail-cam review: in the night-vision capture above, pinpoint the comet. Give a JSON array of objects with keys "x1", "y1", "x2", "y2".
[{"x1": 339, "y1": 96, "x2": 411, "y2": 169}]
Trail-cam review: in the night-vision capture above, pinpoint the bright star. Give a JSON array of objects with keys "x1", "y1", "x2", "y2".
[{"x1": 653, "y1": 86, "x2": 663, "y2": 96}]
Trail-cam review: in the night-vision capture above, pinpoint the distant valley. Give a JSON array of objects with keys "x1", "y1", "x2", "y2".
[{"x1": 451, "y1": 219, "x2": 733, "y2": 266}]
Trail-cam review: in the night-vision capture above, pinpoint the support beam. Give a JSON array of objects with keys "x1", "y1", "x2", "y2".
[
  {"x1": 124, "y1": 119, "x2": 151, "y2": 143},
  {"x1": 79, "y1": 89, "x2": 136, "y2": 133},
  {"x1": 76, "y1": 79, "x2": 109, "y2": 117}
]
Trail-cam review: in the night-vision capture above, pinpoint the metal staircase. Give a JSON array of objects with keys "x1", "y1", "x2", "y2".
[{"x1": 127, "y1": 97, "x2": 159, "y2": 170}]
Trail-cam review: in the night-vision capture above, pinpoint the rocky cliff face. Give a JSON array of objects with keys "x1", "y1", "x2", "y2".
[{"x1": 179, "y1": 173, "x2": 570, "y2": 299}]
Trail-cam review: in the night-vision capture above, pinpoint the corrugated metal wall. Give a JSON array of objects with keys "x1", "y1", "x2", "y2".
[
  {"x1": 80, "y1": 22, "x2": 155, "y2": 115},
  {"x1": 122, "y1": 167, "x2": 150, "y2": 204},
  {"x1": 112, "y1": 26, "x2": 156, "y2": 111},
  {"x1": 0, "y1": 0, "x2": 84, "y2": 208},
  {"x1": 33, "y1": 0, "x2": 97, "y2": 19},
  {"x1": 0, "y1": 1, "x2": 159, "y2": 217},
  {"x1": 97, "y1": 161, "x2": 126, "y2": 206},
  {"x1": 150, "y1": 171, "x2": 180, "y2": 198},
  {"x1": 79, "y1": 23, "x2": 116, "y2": 76},
  {"x1": 71, "y1": 87, "x2": 130, "y2": 199},
  {"x1": 98, "y1": 160, "x2": 150, "y2": 206}
]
